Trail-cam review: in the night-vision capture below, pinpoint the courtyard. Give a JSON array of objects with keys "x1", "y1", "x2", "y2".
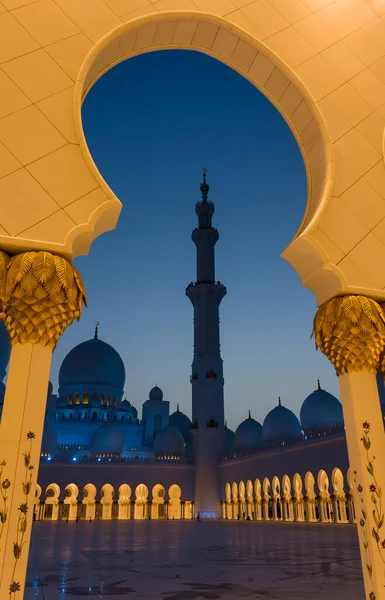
[{"x1": 25, "y1": 520, "x2": 364, "y2": 599}]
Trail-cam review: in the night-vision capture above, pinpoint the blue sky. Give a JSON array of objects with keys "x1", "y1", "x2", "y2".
[{"x1": 49, "y1": 49, "x2": 339, "y2": 430}]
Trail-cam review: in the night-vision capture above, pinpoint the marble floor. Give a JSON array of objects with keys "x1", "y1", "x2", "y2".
[{"x1": 25, "y1": 520, "x2": 364, "y2": 599}]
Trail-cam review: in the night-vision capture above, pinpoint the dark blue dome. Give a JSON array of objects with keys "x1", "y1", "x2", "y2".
[
  {"x1": 300, "y1": 382, "x2": 343, "y2": 432},
  {"x1": 169, "y1": 406, "x2": 191, "y2": 443},
  {"x1": 234, "y1": 415, "x2": 263, "y2": 452},
  {"x1": 0, "y1": 322, "x2": 10, "y2": 380},
  {"x1": 153, "y1": 425, "x2": 184, "y2": 456},
  {"x1": 224, "y1": 427, "x2": 235, "y2": 455},
  {"x1": 263, "y1": 399, "x2": 302, "y2": 444},
  {"x1": 59, "y1": 338, "x2": 125, "y2": 392},
  {"x1": 91, "y1": 423, "x2": 123, "y2": 454}
]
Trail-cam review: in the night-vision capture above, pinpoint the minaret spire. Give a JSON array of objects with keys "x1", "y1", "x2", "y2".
[
  {"x1": 200, "y1": 168, "x2": 209, "y2": 201},
  {"x1": 317, "y1": 379, "x2": 321, "y2": 390},
  {"x1": 278, "y1": 396, "x2": 282, "y2": 407},
  {"x1": 94, "y1": 321, "x2": 99, "y2": 340},
  {"x1": 248, "y1": 409, "x2": 251, "y2": 419}
]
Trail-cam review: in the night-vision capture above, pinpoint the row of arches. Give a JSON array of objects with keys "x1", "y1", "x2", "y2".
[
  {"x1": 35, "y1": 483, "x2": 193, "y2": 521},
  {"x1": 223, "y1": 468, "x2": 355, "y2": 524}
]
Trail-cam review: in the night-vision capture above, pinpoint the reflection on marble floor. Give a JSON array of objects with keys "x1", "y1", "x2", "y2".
[{"x1": 25, "y1": 520, "x2": 364, "y2": 599}]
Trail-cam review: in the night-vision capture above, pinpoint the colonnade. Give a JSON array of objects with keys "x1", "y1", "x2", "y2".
[
  {"x1": 34, "y1": 482, "x2": 194, "y2": 521},
  {"x1": 223, "y1": 467, "x2": 354, "y2": 524}
]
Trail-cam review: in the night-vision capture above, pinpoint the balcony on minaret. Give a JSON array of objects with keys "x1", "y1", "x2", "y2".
[{"x1": 206, "y1": 370, "x2": 217, "y2": 379}]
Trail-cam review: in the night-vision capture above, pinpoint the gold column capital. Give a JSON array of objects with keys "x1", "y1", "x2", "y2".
[
  {"x1": 0, "y1": 250, "x2": 87, "y2": 348},
  {"x1": 312, "y1": 295, "x2": 385, "y2": 376}
]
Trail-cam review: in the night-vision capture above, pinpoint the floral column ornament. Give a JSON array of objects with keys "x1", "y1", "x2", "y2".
[
  {"x1": 0, "y1": 251, "x2": 87, "y2": 598},
  {"x1": 312, "y1": 295, "x2": 385, "y2": 600}
]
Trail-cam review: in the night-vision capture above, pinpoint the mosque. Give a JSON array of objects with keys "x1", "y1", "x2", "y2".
[{"x1": 1, "y1": 173, "x2": 384, "y2": 520}]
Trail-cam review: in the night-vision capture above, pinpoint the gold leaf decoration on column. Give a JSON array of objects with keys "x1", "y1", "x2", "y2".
[
  {"x1": 2, "y1": 251, "x2": 87, "y2": 348},
  {"x1": 311, "y1": 295, "x2": 385, "y2": 376}
]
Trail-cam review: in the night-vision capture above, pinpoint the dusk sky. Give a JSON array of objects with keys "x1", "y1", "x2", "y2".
[{"x1": 49, "y1": 49, "x2": 339, "y2": 430}]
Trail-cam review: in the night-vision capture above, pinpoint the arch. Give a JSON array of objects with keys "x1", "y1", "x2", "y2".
[
  {"x1": 225, "y1": 482, "x2": 232, "y2": 520},
  {"x1": 69, "y1": 11, "x2": 340, "y2": 305},
  {"x1": 168, "y1": 484, "x2": 182, "y2": 520},
  {"x1": 82, "y1": 483, "x2": 97, "y2": 521},
  {"x1": 44, "y1": 483, "x2": 60, "y2": 520},
  {"x1": 317, "y1": 469, "x2": 332, "y2": 523},
  {"x1": 271, "y1": 476, "x2": 281, "y2": 521},
  {"x1": 346, "y1": 468, "x2": 356, "y2": 524},
  {"x1": 281, "y1": 474, "x2": 294, "y2": 522},
  {"x1": 118, "y1": 484, "x2": 132, "y2": 520},
  {"x1": 292, "y1": 473, "x2": 304, "y2": 523},
  {"x1": 262, "y1": 477, "x2": 271, "y2": 521},
  {"x1": 100, "y1": 483, "x2": 115, "y2": 520},
  {"x1": 304, "y1": 471, "x2": 317, "y2": 523},
  {"x1": 34, "y1": 484, "x2": 42, "y2": 521},
  {"x1": 63, "y1": 483, "x2": 79, "y2": 521},
  {"x1": 231, "y1": 481, "x2": 239, "y2": 520},
  {"x1": 238, "y1": 481, "x2": 246, "y2": 520},
  {"x1": 254, "y1": 479, "x2": 263, "y2": 521},
  {"x1": 331, "y1": 467, "x2": 348, "y2": 524},
  {"x1": 135, "y1": 484, "x2": 149, "y2": 520},
  {"x1": 304, "y1": 471, "x2": 316, "y2": 498},
  {"x1": 151, "y1": 483, "x2": 166, "y2": 520}
]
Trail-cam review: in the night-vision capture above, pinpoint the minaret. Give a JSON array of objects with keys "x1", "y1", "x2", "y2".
[{"x1": 186, "y1": 170, "x2": 227, "y2": 518}]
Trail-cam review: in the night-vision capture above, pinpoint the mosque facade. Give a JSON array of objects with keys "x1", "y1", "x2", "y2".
[{"x1": 1, "y1": 175, "x2": 384, "y2": 520}]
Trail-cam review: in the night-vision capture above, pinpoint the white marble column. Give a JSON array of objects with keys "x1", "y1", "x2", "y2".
[
  {"x1": 0, "y1": 344, "x2": 52, "y2": 597},
  {"x1": 339, "y1": 372, "x2": 385, "y2": 598}
]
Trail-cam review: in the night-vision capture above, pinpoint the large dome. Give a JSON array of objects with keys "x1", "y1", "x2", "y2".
[
  {"x1": 41, "y1": 421, "x2": 57, "y2": 455},
  {"x1": 234, "y1": 413, "x2": 263, "y2": 452},
  {"x1": 149, "y1": 385, "x2": 163, "y2": 401},
  {"x1": 91, "y1": 423, "x2": 123, "y2": 455},
  {"x1": 0, "y1": 322, "x2": 10, "y2": 380},
  {"x1": 300, "y1": 381, "x2": 344, "y2": 433},
  {"x1": 153, "y1": 425, "x2": 184, "y2": 457},
  {"x1": 59, "y1": 337, "x2": 125, "y2": 393},
  {"x1": 169, "y1": 405, "x2": 191, "y2": 443},
  {"x1": 263, "y1": 398, "x2": 302, "y2": 445}
]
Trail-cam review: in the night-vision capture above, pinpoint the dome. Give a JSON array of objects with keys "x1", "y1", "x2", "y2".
[
  {"x1": 263, "y1": 398, "x2": 302, "y2": 444},
  {"x1": 224, "y1": 426, "x2": 235, "y2": 456},
  {"x1": 41, "y1": 421, "x2": 57, "y2": 455},
  {"x1": 300, "y1": 381, "x2": 344, "y2": 433},
  {"x1": 0, "y1": 322, "x2": 10, "y2": 380},
  {"x1": 120, "y1": 399, "x2": 132, "y2": 410},
  {"x1": 169, "y1": 405, "x2": 191, "y2": 443},
  {"x1": 153, "y1": 425, "x2": 184, "y2": 457},
  {"x1": 91, "y1": 423, "x2": 123, "y2": 455},
  {"x1": 59, "y1": 337, "x2": 125, "y2": 393},
  {"x1": 234, "y1": 413, "x2": 263, "y2": 452},
  {"x1": 149, "y1": 385, "x2": 163, "y2": 401}
]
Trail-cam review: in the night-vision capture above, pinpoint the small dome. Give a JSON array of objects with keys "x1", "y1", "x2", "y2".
[
  {"x1": 59, "y1": 337, "x2": 125, "y2": 393},
  {"x1": 169, "y1": 405, "x2": 191, "y2": 443},
  {"x1": 153, "y1": 425, "x2": 184, "y2": 457},
  {"x1": 263, "y1": 398, "x2": 302, "y2": 444},
  {"x1": 0, "y1": 322, "x2": 10, "y2": 381},
  {"x1": 149, "y1": 385, "x2": 163, "y2": 401},
  {"x1": 234, "y1": 413, "x2": 263, "y2": 452},
  {"x1": 224, "y1": 427, "x2": 235, "y2": 456},
  {"x1": 41, "y1": 421, "x2": 57, "y2": 455},
  {"x1": 131, "y1": 406, "x2": 138, "y2": 418},
  {"x1": 300, "y1": 381, "x2": 343, "y2": 433},
  {"x1": 91, "y1": 424, "x2": 123, "y2": 455},
  {"x1": 120, "y1": 399, "x2": 132, "y2": 410}
]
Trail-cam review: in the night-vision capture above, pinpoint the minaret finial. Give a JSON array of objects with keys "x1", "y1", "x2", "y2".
[
  {"x1": 248, "y1": 409, "x2": 251, "y2": 419},
  {"x1": 317, "y1": 379, "x2": 321, "y2": 390},
  {"x1": 200, "y1": 168, "x2": 209, "y2": 201},
  {"x1": 94, "y1": 321, "x2": 99, "y2": 340},
  {"x1": 177, "y1": 403, "x2": 180, "y2": 412},
  {"x1": 278, "y1": 396, "x2": 282, "y2": 407}
]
